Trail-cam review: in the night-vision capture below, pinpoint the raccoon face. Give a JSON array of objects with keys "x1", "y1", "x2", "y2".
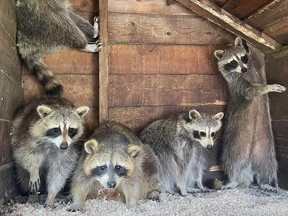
[
  {"x1": 83, "y1": 139, "x2": 140, "y2": 189},
  {"x1": 31, "y1": 105, "x2": 89, "y2": 149},
  {"x1": 184, "y1": 109, "x2": 224, "y2": 149},
  {"x1": 214, "y1": 37, "x2": 250, "y2": 74}
]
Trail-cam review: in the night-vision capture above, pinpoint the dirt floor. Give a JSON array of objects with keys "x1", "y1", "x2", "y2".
[{"x1": 1, "y1": 187, "x2": 288, "y2": 216}]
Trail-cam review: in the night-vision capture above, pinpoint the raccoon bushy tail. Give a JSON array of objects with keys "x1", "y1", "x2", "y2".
[{"x1": 25, "y1": 56, "x2": 63, "y2": 96}]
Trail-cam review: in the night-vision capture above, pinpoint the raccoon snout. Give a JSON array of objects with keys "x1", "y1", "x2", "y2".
[
  {"x1": 241, "y1": 67, "x2": 247, "y2": 73},
  {"x1": 207, "y1": 144, "x2": 213, "y2": 150},
  {"x1": 107, "y1": 180, "x2": 116, "y2": 188},
  {"x1": 60, "y1": 142, "x2": 68, "y2": 149}
]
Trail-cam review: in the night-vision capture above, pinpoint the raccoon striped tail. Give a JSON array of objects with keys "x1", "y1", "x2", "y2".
[{"x1": 25, "y1": 57, "x2": 63, "y2": 96}]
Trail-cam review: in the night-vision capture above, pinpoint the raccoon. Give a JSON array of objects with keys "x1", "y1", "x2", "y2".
[
  {"x1": 214, "y1": 37, "x2": 286, "y2": 191},
  {"x1": 69, "y1": 121, "x2": 160, "y2": 211},
  {"x1": 139, "y1": 109, "x2": 224, "y2": 196},
  {"x1": 11, "y1": 96, "x2": 89, "y2": 207},
  {"x1": 16, "y1": 0, "x2": 102, "y2": 95}
]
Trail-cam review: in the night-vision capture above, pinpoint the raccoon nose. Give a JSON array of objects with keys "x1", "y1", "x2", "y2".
[
  {"x1": 60, "y1": 142, "x2": 68, "y2": 149},
  {"x1": 107, "y1": 180, "x2": 116, "y2": 188},
  {"x1": 241, "y1": 67, "x2": 247, "y2": 73},
  {"x1": 207, "y1": 144, "x2": 213, "y2": 150}
]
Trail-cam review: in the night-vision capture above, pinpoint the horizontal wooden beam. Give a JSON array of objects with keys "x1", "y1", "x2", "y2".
[{"x1": 173, "y1": 0, "x2": 283, "y2": 52}]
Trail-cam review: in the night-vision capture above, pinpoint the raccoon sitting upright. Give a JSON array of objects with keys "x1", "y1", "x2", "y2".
[
  {"x1": 69, "y1": 121, "x2": 160, "y2": 211},
  {"x1": 139, "y1": 109, "x2": 224, "y2": 196},
  {"x1": 11, "y1": 96, "x2": 89, "y2": 207},
  {"x1": 16, "y1": 0, "x2": 102, "y2": 95},
  {"x1": 214, "y1": 37, "x2": 286, "y2": 191}
]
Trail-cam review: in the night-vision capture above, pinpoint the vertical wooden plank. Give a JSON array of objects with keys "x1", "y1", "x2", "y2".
[{"x1": 99, "y1": 0, "x2": 109, "y2": 123}]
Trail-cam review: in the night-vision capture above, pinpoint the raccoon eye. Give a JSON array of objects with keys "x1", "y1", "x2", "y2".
[
  {"x1": 200, "y1": 132, "x2": 206, "y2": 137},
  {"x1": 46, "y1": 127, "x2": 61, "y2": 137},
  {"x1": 100, "y1": 165, "x2": 107, "y2": 170},
  {"x1": 211, "y1": 132, "x2": 215, "y2": 137},
  {"x1": 230, "y1": 60, "x2": 238, "y2": 66},
  {"x1": 91, "y1": 165, "x2": 107, "y2": 176},
  {"x1": 115, "y1": 165, "x2": 127, "y2": 176},
  {"x1": 241, "y1": 55, "x2": 248, "y2": 64},
  {"x1": 68, "y1": 128, "x2": 77, "y2": 138}
]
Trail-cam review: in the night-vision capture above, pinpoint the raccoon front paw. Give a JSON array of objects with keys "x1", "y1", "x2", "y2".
[
  {"x1": 259, "y1": 184, "x2": 278, "y2": 193},
  {"x1": 84, "y1": 40, "x2": 103, "y2": 52},
  {"x1": 147, "y1": 190, "x2": 160, "y2": 202},
  {"x1": 268, "y1": 84, "x2": 286, "y2": 93},
  {"x1": 67, "y1": 205, "x2": 85, "y2": 212},
  {"x1": 29, "y1": 178, "x2": 41, "y2": 194}
]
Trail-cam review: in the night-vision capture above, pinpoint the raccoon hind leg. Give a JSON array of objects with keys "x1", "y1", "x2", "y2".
[{"x1": 24, "y1": 55, "x2": 63, "y2": 96}]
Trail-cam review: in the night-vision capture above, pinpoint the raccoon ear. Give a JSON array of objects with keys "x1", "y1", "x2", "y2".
[
  {"x1": 214, "y1": 112, "x2": 224, "y2": 121},
  {"x1": 234, "y1": 37, "x2": 250, "y2": 53},
  {"x1": 214, "y1": 50, "x2": 224, "y2": 60},
  {"x1": 189, "y1": 109, "x2": 201, "y2": 120},
  {"x1": 75, "y1": 106, "x2": 90, "y2": 118},
  {"x1": 37, "y1": 105, "x2": 53, "y2": 118},
  {"x1": 84, "y1": 139, "x2": 99, "y2": 154},
  {"x1": 127, "y1": 144, "x2": 141, "y2": 158}
]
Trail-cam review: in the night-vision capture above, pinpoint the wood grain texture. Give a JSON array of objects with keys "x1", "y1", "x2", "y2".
[
  {"x1": 109, "y1": 44, "x2": 225, "y2": 75},
  {"x1": 23, "y1": 74, "x2": 99, "y2": 108},
  {"x1": 0, "y1": 0, "x2": 22, "y2": 83},
  {"x1": 263, "y1": 17, "x2": 288, "y2": 45},
  {"x1": 109, "y1": 105, "x2": 225, "y2": 132},
  {"x1": 109, "y1": 75, "x2": 227, "y2": 107},
  {"x1": 173, "y1": 0, "x2": 282, "y2": 52},
  {"x1": 69, "y1": 0, "x2": 98, "y2": 13},
  {"x1": 108, "y1": 12, "x2": 234, "y2": 45},
  {"x1": 266, "y1": 50, "x2": 288, "y2": 121},
  {"x1": 0, "y1": 122, "x2": 12, "y2": 166},
  {"x1": 222, "y1": 0, "x2": 273, "y2": 19},
  {"x1": 99, "y1": 0, "x2": 109, "y2": 123},
  {"x1": 245, "y1": 0, "x2": 288, "y2": 31},
  {"x1": 0, "y1": 70, "x2": 23, "y2": 121},
  {"x1": 108, "y1": 0, "x2": 193, "y2": 15},
  {"x1": 23, "y1": 50, "x2": 99, "y2": 75}
]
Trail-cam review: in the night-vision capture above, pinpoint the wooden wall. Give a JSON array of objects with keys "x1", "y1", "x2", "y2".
[
  {"x1": 266, "y1": 49, "x2": 288, "y2": 189},
  {"x1": 101, "y1": 0, "x2": 234, "y2": 132},
  {"x1": 0, "y1": 0, "x2": 23, "y2": 205},
  {"x1": 23, "y1": 0, "x2": 99, "y2": 131}
]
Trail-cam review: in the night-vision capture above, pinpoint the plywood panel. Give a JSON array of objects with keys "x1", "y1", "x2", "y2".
[
  {"x1": 108, "y1": 0, "x2": 192, "y2": 15},
  {"x1": 0, "y1": 0, "x2": 21, "y2": 84},
  {"x1": 109, "y1": 105, "x2": 225, "y2": 132},
  {"x1": 266, "y1": 51, "x2": 288, "y2": 121},
  {"x1": 221, "y1": 0, "x2": 273, "y2": 19},
  {"x1": 245, "y1": 0, "x2": 288, "y2": 30},
  {"x1": 109, "y1": 44, "x2": 223, "y2": 75},
  {"x1": 108, "y1": 13, "x2": 234, "y2": 44},
  {"x1": 109, "y1": 75, "x2": 227, "y2": 107},
  {"x1": 0, "y1": 72, "x2": 23, "y2": 121},
  {"x1": 23, "y1": 50, "x2": 99, "y2": 75},
  {"x1": 263, "y1": 17, "x2": 288, "y2": 45},
  {"x1": 70, "y1": 0, "x2": 98, "y2": 13},
  {"x1": 0, "y1": 121, "x2": 12, "y2": 166},
  {"x1": 23, "y1": 74, "x2": 99, "y2": 108}
]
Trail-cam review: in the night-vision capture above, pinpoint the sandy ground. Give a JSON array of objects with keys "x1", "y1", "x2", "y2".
[{"x1": 2, "y1": 187, "x2": 288, "y2": 216}]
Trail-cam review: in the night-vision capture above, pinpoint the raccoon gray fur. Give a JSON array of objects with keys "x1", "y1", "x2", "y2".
[
  {"x1": 16, "y1": 0, "x2": 102, "y2": 95},
  {"x1": 214, "y1": 37, "x2": 286, "y2": 191},
  {"x1": 11, "y1": 96, "x2": 89, "y2": 207},
  {"x1": 139, "y1": 109, "x2": 224, "y2": 196},
  {"x1": 69, "y1": 121, "x2": 160, "y2": 211}
]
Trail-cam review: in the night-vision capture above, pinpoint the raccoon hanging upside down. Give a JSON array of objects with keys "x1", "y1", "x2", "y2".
[
  {"x1": 16, "y1": 0, "x2": 102, "y2": 95},
  {"x1": 69, "y1": 121, "x2": 160, "y2": 212},
  {"x1": 214, "y1": 37, "x2": 286, "y2": 191},
  {"x1": 11, "y1": 96, "x2": 89, "y2": 207},
  {"x1": 139, "y1": 109, "x2": 224, "y2": 196}
]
